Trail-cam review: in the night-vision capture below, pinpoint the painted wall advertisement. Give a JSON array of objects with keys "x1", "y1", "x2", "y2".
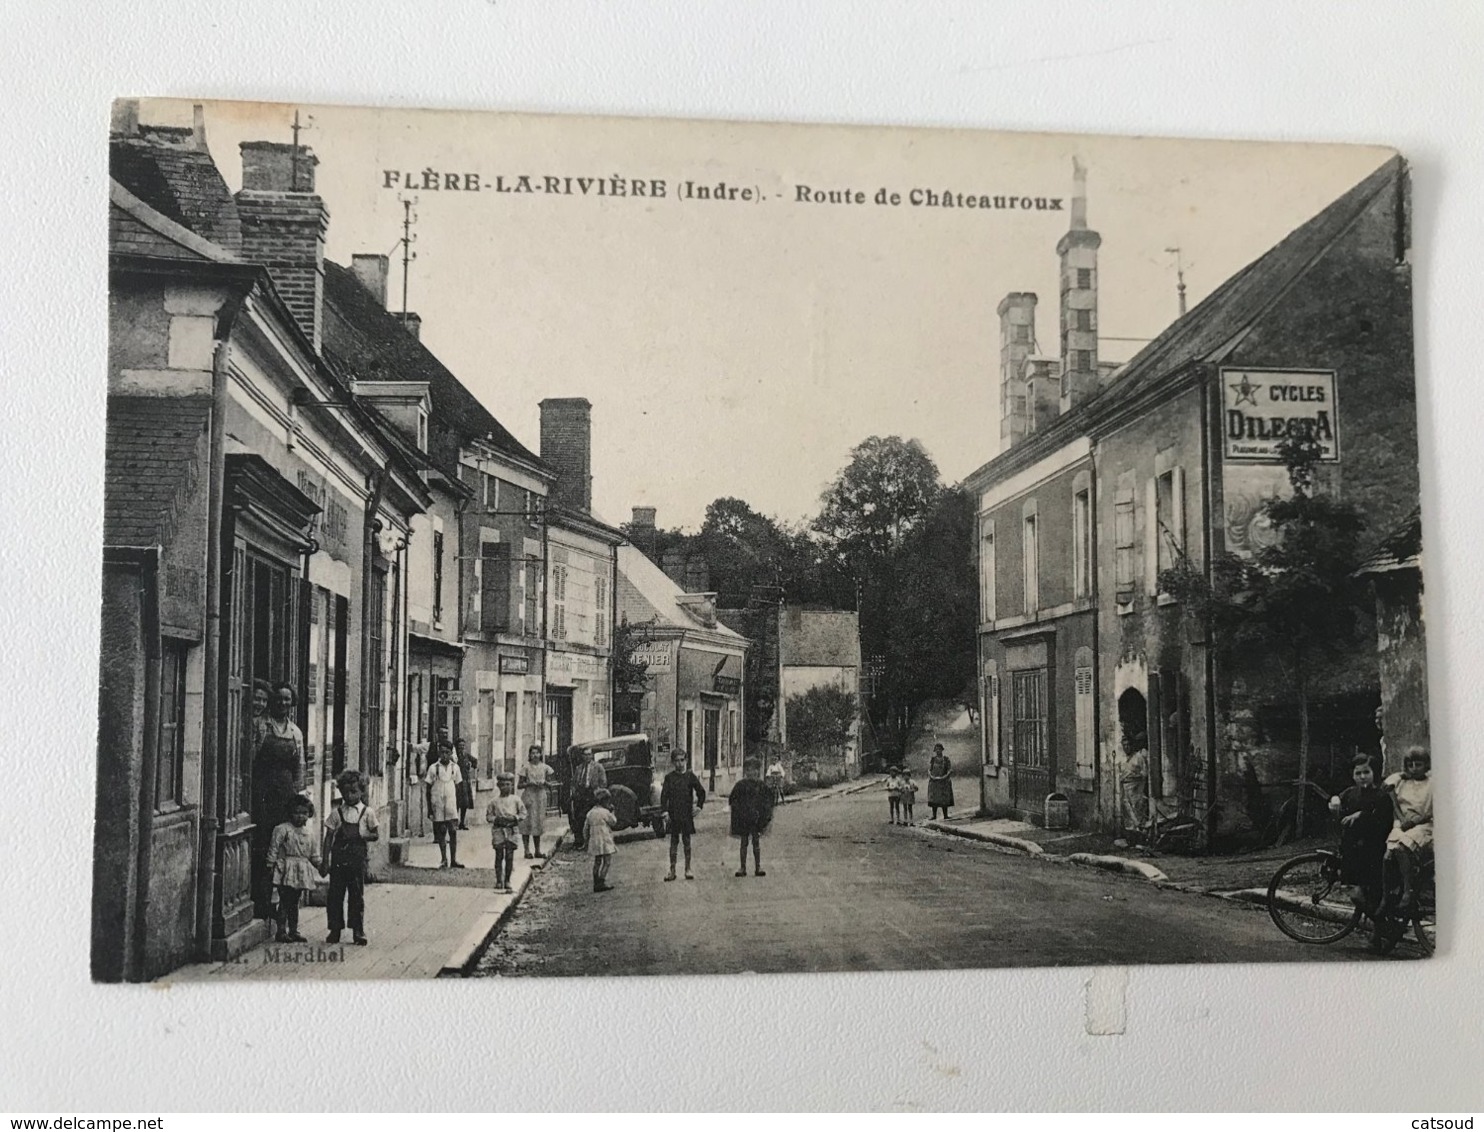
[{"x1": 1222, "y1": 368, "x2": 1339, "y2": 461}]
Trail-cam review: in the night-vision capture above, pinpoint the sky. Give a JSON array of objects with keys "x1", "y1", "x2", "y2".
[{"x1": 138, "y1": 99, "x2": 1392, "y2": 531}]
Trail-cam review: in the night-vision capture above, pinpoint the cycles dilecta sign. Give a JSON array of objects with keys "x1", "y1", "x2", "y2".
[{"x1": 1221, "y1": 368, "x2": 1339, "y2": 462}]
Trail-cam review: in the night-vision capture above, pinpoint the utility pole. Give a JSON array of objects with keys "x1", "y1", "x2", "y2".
[
  {"x1": 1165, "y1": 246, "x2": 1188, "y2": 317},
  {"x1": 397, "y1": 196, "x2": 419, "y2": 327}
]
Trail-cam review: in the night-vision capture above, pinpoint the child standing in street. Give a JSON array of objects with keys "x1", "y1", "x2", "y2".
[
  {"x1": 729, "y1": 762, "x2": 775, "y2": 877},
  {"x1": 486, "y1": 772, "x2": 527, "y2": 894},
  {"x1": 660, "y1": 749, "x2": 706, "y2": 881},
  {"x1": 267, "y1": 795, "x2": 320, "y2": 942},
  {"x1": 322, "y1": 769, "x2": 378, "y2": 946},
  {"x1": 899, "y1": 768, "x2": 918, "y2": 826},
  {"x1": 584, "y1": 788, "x2": 618, "y2": 893},
  {"x1": 885, "y1": 766, "x2": 904, "y2": 825}
]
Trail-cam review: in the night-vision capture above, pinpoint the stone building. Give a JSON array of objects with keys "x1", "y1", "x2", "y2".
[
  {"x1": 966, "y1": 156, "x2": 1419, "y2": 839},
  {"x1": 616, "y1": 544, "x2": 748, "y2": 794},
  {"x1": 99, "y1": 107, "x2": 430, "y2": 979}
]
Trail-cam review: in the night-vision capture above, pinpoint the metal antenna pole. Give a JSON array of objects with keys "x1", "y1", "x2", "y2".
[
  {"x1": 1165, "y1": 246, "x2": 1188, "y2": 317},
  {"x1": 400, "y1": 197, "x2": 417, "y2": 327},
  {"x1": 290, "y1": 110, "x2": 302, "y2": 190}
]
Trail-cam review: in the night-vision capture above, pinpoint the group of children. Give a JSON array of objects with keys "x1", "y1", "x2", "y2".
[
  {"x1": 1330, "y1": 745, "x2": 1435, "y2": 918},
  {"x1": 264, "y1": 769, "x2": 378, "y2": 947},
  {"x1": 884, "y1": 766, "x2": 918, "y2": 825},
  {"x1": 261, "y1": 751, "x2": 784, "y2": 944},
  {"x1": 575, "y1": 751, "x2": 777, "y2": 892}
]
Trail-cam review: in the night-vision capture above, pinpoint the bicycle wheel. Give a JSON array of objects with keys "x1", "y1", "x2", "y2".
[{"x1": 1267, "y1": 851, "x2": 1361, "y2": 944}]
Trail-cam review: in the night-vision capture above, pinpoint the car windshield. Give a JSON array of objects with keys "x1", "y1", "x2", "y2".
[{"x1": 575, "y1": 738, "x2": 649, "y2": 768}]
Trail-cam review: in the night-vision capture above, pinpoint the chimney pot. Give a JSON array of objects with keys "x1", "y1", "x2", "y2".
[
  {"x1": 111, "y1": 99, "x2": 140, "y2": 137},
  {"x1": 400, "y1": 312, "x2": 422, "y2": 340}
]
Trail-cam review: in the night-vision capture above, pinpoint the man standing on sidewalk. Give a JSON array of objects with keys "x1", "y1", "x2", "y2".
[
  {"x1": 568, "y1": 747, "x2": 607, "y2": 850},
  {"x1": 425, "y1": 731, "x2": 465, "y2": 868}
]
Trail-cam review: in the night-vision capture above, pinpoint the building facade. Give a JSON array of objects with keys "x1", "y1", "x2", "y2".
[
  {"x1": 99, "y1": 109, "x2": 429, "y2": 979},
  {"x1": 616, "y1": 544, "x2": 748, "y2": 794},
  {"x1": 966, "y1": 156, "x2": 1419, "y2": 839}
]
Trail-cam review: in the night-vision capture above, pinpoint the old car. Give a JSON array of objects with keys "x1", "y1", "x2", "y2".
[{"x1": 560, "y1": 734, "x2": 669, "y2": 837}]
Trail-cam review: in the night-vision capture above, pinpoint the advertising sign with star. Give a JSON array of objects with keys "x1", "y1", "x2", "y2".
[{"x1": 1221, "y1": 368, "x2": 1339, "y2": 461}]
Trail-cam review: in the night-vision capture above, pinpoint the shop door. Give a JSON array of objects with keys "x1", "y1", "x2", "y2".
[
  {"x1": 1010, "y1": 667, "x2": 1050, "y2": 813},
  {"x1": 546, "y1": 690, "x2": 573, "y2": 761},
  {"x1": 703, "y1": 709, "x2": 720, "y2": 771}
]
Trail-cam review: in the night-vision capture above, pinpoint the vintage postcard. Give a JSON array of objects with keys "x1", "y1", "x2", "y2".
[{"x1": 97, "y1": 97, "x2": 1431, "y2": 983}]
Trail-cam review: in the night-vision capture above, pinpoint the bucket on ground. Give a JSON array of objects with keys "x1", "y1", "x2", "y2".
[{"x1": 1044, "y1": 792, "x2": 1070, "y2": 831}]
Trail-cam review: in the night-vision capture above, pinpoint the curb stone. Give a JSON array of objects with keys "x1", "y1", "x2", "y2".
[
  {"x1": 922, "y1": 819, "x2": 1045, "y2": 856},
  {"x1": 437, "y1": 832, "x2": 567, "y2": 977},
  {"x1": 1067, "y1": 852, "x2": 1168, "y2": 883}
]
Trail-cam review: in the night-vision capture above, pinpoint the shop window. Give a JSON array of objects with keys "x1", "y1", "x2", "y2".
[{"x1": 155, "y1": 640, "x2": 188, "y2": 810}]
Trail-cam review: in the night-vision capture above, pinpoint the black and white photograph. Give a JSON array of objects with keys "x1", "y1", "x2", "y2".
[{"x1": 96, "y1": 96, "x2": 1434, "y2": 984}]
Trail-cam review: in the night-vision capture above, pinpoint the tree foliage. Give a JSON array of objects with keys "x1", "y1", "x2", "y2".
[
  {"x1": 785, "y1": 685, "x2": 859, "y2": 759},
  {"x1": 812, "y1": 436, "x2": 944, "y2": 572},
  {"x1": 611, "y1": 615, "x2": 659, "y2": 693},
  {"x1": 1160, "y1": 435, "x2": 1368, "y2": 835}
]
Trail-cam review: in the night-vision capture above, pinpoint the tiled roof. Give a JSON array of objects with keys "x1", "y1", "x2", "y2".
[
  {"x1": 110, "y1": 180, "x2": 241, "y2": 263},
  {"x1": 616, "y1": 544, "x2": 747, "y2": 640},
  {"x1": 321, "y1": 260, "x2": 544, "y2": 471},
  {"x1": 1358, "y1": 505, "x2": 1422, "y2": 574},
  {"x1": 968, "y1": 154, "x2": 1405, "y2": 486},
  {"x1": 110, "y1": 133, "x2": 243, "y2": 254},
  {"x1": 103, "y1": 396, "x2": 212, "y2": 548}
]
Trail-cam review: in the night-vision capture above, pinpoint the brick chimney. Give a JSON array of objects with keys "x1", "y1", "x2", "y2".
[
  {"x1": 1057, "y1": 157, "x2": 1101, "y2": 411},
  {"x1": 539, "y1": 398, "x2": 592, "y2": 513},
  {"x1": 997, "y1": 292, "x2": 1037, "y2": 450},
  {"x1": 236, "y1": 140, "x2": 330, "y2": 351},
  {"x1": 631, "y1": 506, "x2": 657, "y2": 531},
  {"x1": 350, "y1": 253, "x2": 389, "y2": 306}
]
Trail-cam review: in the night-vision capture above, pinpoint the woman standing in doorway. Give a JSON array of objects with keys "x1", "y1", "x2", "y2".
[
  {"x1": 251, "y1": 683, "x2": 307, "y2": 917},
  {"x1": 519, "y1": 744, "x2": 552, "y2": 859},
  {"x1": 926, "y1": 744, "x2": 955, "y2": 821}
]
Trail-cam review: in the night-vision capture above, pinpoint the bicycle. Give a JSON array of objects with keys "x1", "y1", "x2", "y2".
[{"x1": 1266, "y1": 844, "x2": 1435, "y2": 957}]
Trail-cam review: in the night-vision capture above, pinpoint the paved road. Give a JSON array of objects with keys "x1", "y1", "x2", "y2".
[{"x1": 476, "y1": 786, "x2": 1379, "y2": 976}]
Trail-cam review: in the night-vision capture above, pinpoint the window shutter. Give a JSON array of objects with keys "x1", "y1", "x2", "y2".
[
  {"x1": 1145, "y1": 477, "x2": 1159, "y2": 597},
  {"x1": 1171, "y1": 466, "x2": 1186, "y2": 556},
  {"x1": 481, "y1": 541, "x2": 509, "y2": 632}
]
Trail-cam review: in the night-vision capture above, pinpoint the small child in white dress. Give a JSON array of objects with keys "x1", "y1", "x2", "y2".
[
  {"x1": 267, "y1": 795, "x2": 321, "y2": 943},
  {"x1": 583, "y1": 788, "x2": 618, "y2": 893}
]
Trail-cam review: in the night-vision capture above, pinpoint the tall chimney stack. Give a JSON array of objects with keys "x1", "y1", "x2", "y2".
[
  {"x1": 539, "y1": 398, "x2": 593, "y2": 513},
  {"x1": 1057, "y1": 157, "x2": 1101, "y2": 411},
  {"x1": 350, "y1": 253, "x2": 389, "y2": 307},
  {"x1": 997, "y1": 292, "x2": 1037, "y2": 450},
  {"x1": 236, "y1": 140, "x2": 329, "y2": 350}
]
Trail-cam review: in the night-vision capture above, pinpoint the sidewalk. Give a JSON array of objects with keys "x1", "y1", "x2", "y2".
[
  {"x1": 920, "y1": 812, "x2": 1329, "y2": 897},
  {"x1": 161, "y1": 810, "x2": 565, "y2": 983}
]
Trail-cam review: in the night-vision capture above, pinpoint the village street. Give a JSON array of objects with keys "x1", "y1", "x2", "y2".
[{"x1": 475, "y1": 782, "x2": 1380, "y2": 977}]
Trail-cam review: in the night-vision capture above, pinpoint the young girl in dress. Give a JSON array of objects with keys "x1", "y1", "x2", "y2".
[
  {"x1": 266, "y1": 795, "x2": 320, "y2": 943},
  {"x1": 485, "y1": 771, "x2": 527, "y2": 894},
  {"x1": 899, "y1": 769, "x2": 918, "y2": 826},
  {"x1": 583, "y1": 788, "x2": 618, "y2": 893},
  {"x1": 885, "y1": 767, "x2": 904, "y2": 825}
]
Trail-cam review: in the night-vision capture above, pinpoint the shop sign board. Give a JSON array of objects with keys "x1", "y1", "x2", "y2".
[{"x1": 1222, "y1": 368, "x2": 1339, "y2": 461}]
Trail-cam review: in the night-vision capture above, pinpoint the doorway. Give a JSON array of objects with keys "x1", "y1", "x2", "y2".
[
  {"x1": 546, "y1": 689, "x2": 573, "y2": 760},
  {"x1": 1010, "y1": 667, "x2": 1050, "y2": 813}
]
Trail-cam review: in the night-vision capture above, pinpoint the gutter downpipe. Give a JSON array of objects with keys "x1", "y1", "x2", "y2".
[
  {"x1": 194, "y1": 336, "x2": 232, "y2": 960},
  {"x1": 358, "y1": 464, "x2": 393, "y2": 775},
  {"x1": 129, "y1": 551, "x2": 162, "y2": 981},
  {"x1": 1201, "y1": 373, "x2": 1221, "y2": 848}
]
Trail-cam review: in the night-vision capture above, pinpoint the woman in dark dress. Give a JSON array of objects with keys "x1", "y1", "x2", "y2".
[
  {"x1": 251, "y1": 683, "x2": 307, "y2": 917},
  {"x1": 1328, "y1": 753, "x2": 1392, "y2": 911},
  {"x1": 926, "y1": 744, "x2": 955, "y2": 820}
]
